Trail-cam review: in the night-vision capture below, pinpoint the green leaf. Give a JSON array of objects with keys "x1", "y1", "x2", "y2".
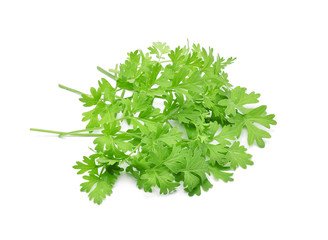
[
  {"x1": 148, "y1": 42, "x2": 170, "y2": 59},
  {"x1": 115, "y1": 139, "x2": 135, "y2": 152},
  {"x1": 175, "y1": 70, "x2": 203, "y2": 93},
  {"x1": 73, "y1": 156, "x2": 99, "y2": 175},
  {"x1": 184, "y1": 178, "x2": 213, "y2": 196},
  {"x1": 218, "y1": 86, "x2": 260, "y2": 116},
  {"x1": 139, "y1": 169, "x2": 179, "y2": 194},
  {"x1": 132, "y1": 92, "x2": 153, "y2": 113},
  {"x1": 200, "y1": 47, "x2": 214, "y2": 70},
  {"x1": 157, "y1": 127, "x2": 183, "y2": 146},
  {"x1": 98, "y1": 78, "x2": 115, "y2": 102},
  {"x1": 207, "y1": 144, "x2": 227, "y2": 165},
  {"x1": 80, "y1": 167, "x2": 122, "y2": 205},
  {"x1": 163, "y1": 146, "x2": 187, "y2": 173},
  {"x1": 214, "y1": 125, "x2": 237, "y2": 146},
  {"x1": 178, "y1": 148, "x2": 209, "y2": 191},
  {"x1": 82, "y1": 108, "x2": 100, "y2": 129},
  {"x1": 176, "y1": 103, "x2": 204, "y2": 126},
  {"x1": 229, "y1": 105, "x2": 277, "y2": 147},
  {"x1": 210, "y1": 164, "x2": 234, "y2": 182},
  {"x1": 225, "y1": 142, "x2": 253, "y2": 170},
  {"x1": 168, "y1": 46, "x2": 185, "y2": 65},
  {"x1": 79, "y1": 87, "x2": 102, "y2": 107},
  {"x1": 93, "y1": 136, "x2": 114, "y2": 152}
]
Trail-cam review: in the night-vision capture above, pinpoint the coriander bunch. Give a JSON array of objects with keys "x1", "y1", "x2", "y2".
[{"x1": 31, "y1": 42, "x2": 276, "y2": 204}]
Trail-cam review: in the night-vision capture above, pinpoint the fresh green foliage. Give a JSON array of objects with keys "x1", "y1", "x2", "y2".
[{"x1": 31, "y1": 42, "x2": 276, "y2": 204}]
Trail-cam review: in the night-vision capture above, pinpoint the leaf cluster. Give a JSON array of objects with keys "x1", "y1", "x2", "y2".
[{"x1": 63, "y1": 42, "x2": 276, "y2": 204}]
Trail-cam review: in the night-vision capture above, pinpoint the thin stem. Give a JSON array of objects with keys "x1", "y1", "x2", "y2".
[
  {"x1": 114, "y1": 64, "x2": 118, "y2": 79},
  {"x1": 118, "y1": 131, "x2": 142, "y2": 139},
  {"x1": 30, "y1": 128, "x2": 102, "y2": 137},
  {"x1": 99, "y1": 167, "x2": 105, "y2": 177},
  {"x1": 121, "y1": 89, "x2": 125, "y2": 98},
  {"x1": 159, "y1": 60, "x2": 171, "y2": 64},
  {"x1": 58, "y1": 84, "x2": 86, "y2": 95},
  {"x1": 97, "y1": 66, "x2": 116, "y2": 80},
  {"x1": 68, "y1": 133, "x2": 103, "y2": 137},
  {"x1": 181, "y1": 138, "x2": 191, "y2": 142},
  {"x1": 116, "y1": 116, "x2": 132, "y2": 121},
  {"x1": 89, "y1": 147, "x2": 96, "y2": 153},
  {"x1": 59, "y1": 127, "x2": 103, "y2": 137},
  {"x1": 108, "y1": 68, "x2": 120, "y2": 74},
  {"x1": 121, "y1": 143, "x2": 142, "y2": 165},
  {"x1": 30, "y1": 128, "x2": 64, "y2": 135},
  {"x1": 166, "y1": 121, "x2": 173, "y2": 128},
  {"x1": 128, "y1": 143, "x2": 141, "y2": 156},
  {"x1": 153, "y1": 95, "x2": 166, "y2": 99},
  {"x1": 163, "y1": 107, "x2": 179, "y2": 122}
]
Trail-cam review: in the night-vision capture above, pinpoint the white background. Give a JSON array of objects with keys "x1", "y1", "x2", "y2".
[{"x1": 1, "y1": 0, "x2": 327, "y2": 239}]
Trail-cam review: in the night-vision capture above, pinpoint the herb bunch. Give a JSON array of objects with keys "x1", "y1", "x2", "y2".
[{"x1": 31, "y1": 42, "x2": 276, "y2": 204}]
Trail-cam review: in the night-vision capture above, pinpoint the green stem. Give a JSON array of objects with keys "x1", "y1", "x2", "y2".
[
  {"x1": 121, "y1": 143, "x2": 142, "y2": 164},
  {"x1": 166, "y1": 121, "x2": 173, "y2": 128},
  {"x1": 99, "y1": 167, "x2": 105, "y2": 177},
  {"x1": 108, "y1": 68, "x2": 120, "y2": 74},
  {"x1": 128, "y1": 143, "x2": 141, "y2": 156},
  {"x1": 58, "y1": 84, "x2": 86, "y2": 95},
  {"x1": 59, "y1": 127, "x2": 103, "y2": 137},
  {"x1": 30, "y1": 128, "x2": 102, "y2": 137},
  {"x1": 97, "y1": 66, "x2": 116, "y2": 80},
  {"x1": 118, "y1": 131, "x2": 142, "y2": 139},
  {"x1": 159, "y1": 60, "x2": 171, "y2": 64},
  {"x1": 116, "y1": 116, "x2": 132, "y2": 121},
  {"x1": 114, "y1": 64, "x2": 118, "y2": 79},
  {"x1": 121, "y1": 89, "x2": 125, "y2": 98},
  {"x1": 154, "y1": 95, "x2": 166, "y2": 99},
  {"x1": 163, "y1": 107, "x2": 179, "y2": 122}
]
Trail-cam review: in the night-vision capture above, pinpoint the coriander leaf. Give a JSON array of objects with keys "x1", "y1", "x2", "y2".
[
  {"x1": 175, "y1": 71, "x2": 203, "y2": 94},
  {"x1": 168, "y1": 47, "x2": 185, "y2": 65},
  {"x1": 207, "y1": 144, "x2": 227, "y2": 165},
  {"x1": 163, "y1": 146, "x2": 187, "y2": 173},
  {"x1": 229, "y1": 105, "x2": 277, "y2": 147},
  {"x1": 214, "y1": 125, "x2": 237, "y2": 146},
  {"x1": 115, "y1": 139, "x2": 135, "y2": 152},
  {"x1": 157, "y1": 127, "x2": 183, "y2": 146},
  {"x1": 176, "y1": 103, "x2": 205, "y2": 126},
  {"x1": 218, "y1": 86, "x2": 260, "y2": 116},
  {"x1": 139, "y1": 169, "x2": 179, "y2": 194},
  {"x1": 178, "y1": 148, "x2": 209, "y2": 191},
  {"x1": 148, "y1": 42, "x2": 170, "y2": 60},
  {"x1": 147, "y1": 143, "x2": 170, "y2": 166},
  {"x1": 209, "y1": 164, "x2": 234, "y2": 182},
  {"x1": 73, "y1": 156, "x2": 99, "y2": 175},
  {"x1": 200, "y1": 47, "x2": 214, "y2": 70},
  {"x1": 225, "y1": 142, "x2": 253, "y2": 170},
  {"x1": 132, "y1": 92, "x2": 153, "y2": 113},
  {"x1": 185, "y1": 178, "x2": 213, "y2": 196},
  {"x1": 82, "y1": 108, "x2": 100, "y2": 129},
  {"x1": 80, "y1": 166, "x2": 122, "y2": 205},
  {"x1": 117, "y1": 50, "x2": 140, "y2": 90},
  {"x1": 79, "y1": 87, "x2": 102, "y2": 107},
  {"x1": 213, "y1": 55, "x2": 236, "y2": 73},
  {"x1": 93, "y1": 136, "x2": 114, "y2": 152},
  {"x1": 98, "y1": 78, "x2": 115, "y2": 103}
]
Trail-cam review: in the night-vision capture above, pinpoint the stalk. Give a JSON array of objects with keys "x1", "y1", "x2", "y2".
[
  {"x1": 58, "y1": 84, "x2": 86, "y2": 95},
  {"x1": 30, "y1": 128, "x2": 102, "y2": 137}
]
